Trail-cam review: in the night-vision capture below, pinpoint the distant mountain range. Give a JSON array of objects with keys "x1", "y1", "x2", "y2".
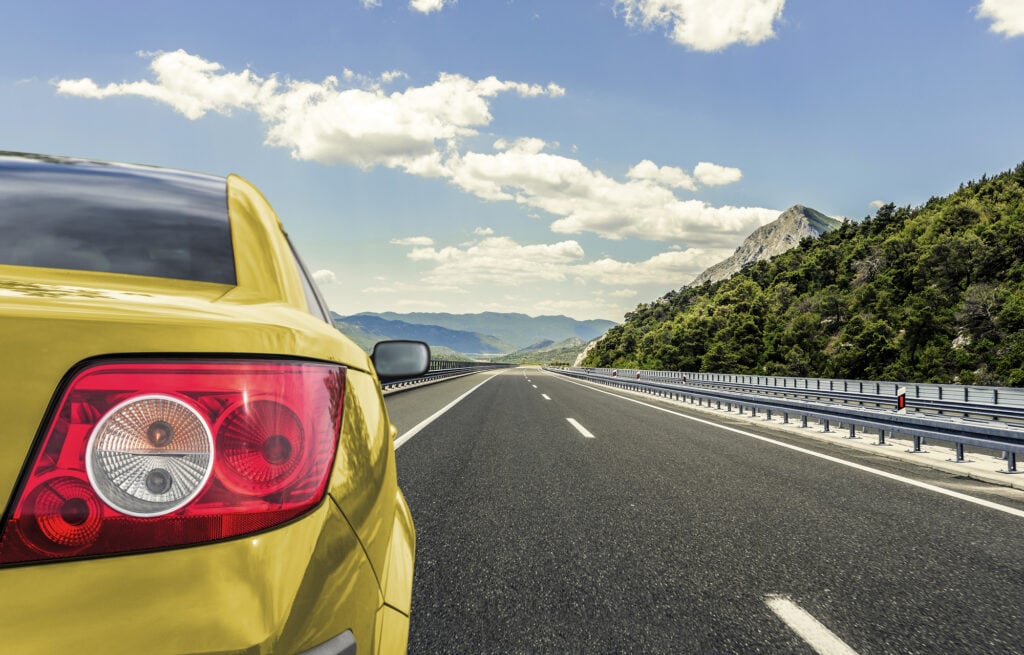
[
  {"x1": 332, "y1": 311, "x2": 617, "y2": 357},
  {"x1": 690, "y1": 205, "x2": 842, "y2": 286},
  {"x1": 491, "y1": 337, "x2": 586, "y2": 365}
]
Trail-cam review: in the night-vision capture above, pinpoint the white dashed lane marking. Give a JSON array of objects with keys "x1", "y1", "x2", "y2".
[{"x1": 566, "y1": 418, "x2": 595, "y2": 439}]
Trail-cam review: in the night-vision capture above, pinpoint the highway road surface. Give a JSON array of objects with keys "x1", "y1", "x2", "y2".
[{"x1": 386, "y1": 367, "x2": 1024, "y2": 654}]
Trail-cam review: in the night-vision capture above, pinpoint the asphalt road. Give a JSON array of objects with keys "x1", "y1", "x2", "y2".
[{"x1": 388, "y1": 368, "x2": 1024, "y2": 654}]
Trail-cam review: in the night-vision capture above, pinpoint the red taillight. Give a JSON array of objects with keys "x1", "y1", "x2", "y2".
[{"x1": 0, "y1": 360, "x2": 345, "y2": 565}]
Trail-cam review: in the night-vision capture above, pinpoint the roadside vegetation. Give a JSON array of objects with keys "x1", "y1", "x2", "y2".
[{"x1": 584, "y1": 163, "x2": 1024, "y2": 386}]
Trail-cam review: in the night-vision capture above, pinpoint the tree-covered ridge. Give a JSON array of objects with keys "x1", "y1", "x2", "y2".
[{"x1": 584, "y1": 163, "x2": 1024, "y2": 386}]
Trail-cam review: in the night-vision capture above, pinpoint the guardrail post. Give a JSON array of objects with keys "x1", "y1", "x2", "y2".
[
  {"x1": 948, "y1": 443, "x2": 970, "y2": 463},
  {"x1": 907, "y1": 435, "x2": 927, "y2": 453},
  {"x1": 846, "y1": 424, "x2": 859, "y2": 439},
  {"x1": 766, "y1": 408, "x2": 772, "y2": 421},
  {"x1": 822, "y1": 419, "x2": 831, "y2": 433},
  {"x1": 717, "y1": 399, "x2": 721, "y2": 410},
  {"x1": 801, "y1": 415, "x2": 808, "y2": 428},
  {"x1": 738, "y1": 405, "x2": 744, "y2": 415},
  {"x1": 782, "y1": 412, "x2": 789, "y2": 424},
  {"x1": 998, "y1": 451, "x2": 1021, "y2": 474},
  {"x1": 751, "y1": 407, "x2": 757, "y2": 418},
  {"x1": 875, "y1": 429, "x2": 890, "y2": 446}
]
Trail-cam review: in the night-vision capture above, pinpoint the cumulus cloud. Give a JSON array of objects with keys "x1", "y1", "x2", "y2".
[
  {"x1": 446, "y1": 147, "x2": 776, "y2": 244},
  {"x1": 390, "y1": 236, "x2": 435, "y2": 246},
  {"x1": 55, "y1": 50, "x2": 278, "y2": 120},
  {"x1": 405, "y1": 236, "x2": 586, "y2": 285},
  {"x1": 610, "y1": 288, "x2": 639, "y2": 298},
  {"x1": 869, "y1": 200, "x2": 886, "y2": 210},
  {"x1": 575, "y1": 248, "x2": 730, "y2": 285},
  {"x1": 531, "y1": 298, "x2": 622, "y2": 317},
  {"x1": 56, "y1": 50, "x2": 772, "y2": 247},
  {"x1": 410, "y1": 0, "x2": 455, "y2": 14},
  {"x1": 380, "y1": 70, "x2": 408, "y2": 84},
  {"x1": 693, "y1": 161, "x2": 742, "y2": 186},
  {"x1": 473, "y1": 227, "x2": 495, "y2": 235},
  {"x1": 312, "y1": 269, "x2": 337, "y2": 285},
  {"x1": 627, "y1": 159, "x2": 697, "y2": 191},
  {"x1": 978, "y1": 0, "x2": 1024, "y2": 37},
  {"x1": 56, "y1": 50, "x2": 563, "y2": 175},
  {"x1": 394, "y1": 233, "x2": 730, "y2": 287},
  {"x1": 615, "y1": 0, "x2": 785, "y2": 51}
]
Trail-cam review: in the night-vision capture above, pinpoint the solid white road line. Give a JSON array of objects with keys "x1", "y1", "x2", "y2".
[
  {"x1": 554, "y1": 376, "x2": 1024, "y2": 519},
  {"x1": 532, "y1": 384, "x2": 538, "y2": 388},
  {"x1": 567, "y1": 418, "x2": 596, "y2": 439},
  {"x1": 765, "y1": 595, "x2": 858, "y2": 655},
  {"x1": 542, "y1": 394, "x2": 551, "y2": 400},
  {"x1": 395, "y1": 373, "x2": 501, "y2": 450}
]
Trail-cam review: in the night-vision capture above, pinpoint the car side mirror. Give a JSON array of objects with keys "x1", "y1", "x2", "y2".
[{"x1": 371, "y1": 340, "x2": 431, "y2": 382}]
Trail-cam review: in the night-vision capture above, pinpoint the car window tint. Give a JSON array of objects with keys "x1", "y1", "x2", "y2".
[{"x1": 0, "y1": 153, "x2": 235, "y2": 284}]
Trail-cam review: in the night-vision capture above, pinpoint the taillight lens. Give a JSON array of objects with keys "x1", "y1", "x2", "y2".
[{"x1": 0, "y1": 360, "x2": 345, "y2": 565}]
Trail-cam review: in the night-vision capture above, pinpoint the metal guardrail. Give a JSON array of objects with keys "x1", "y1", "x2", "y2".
[
  {"x1": 546, "y1": 367, "x2": 1024, "y2": 474},
  {"x1": 571, "y1": 368, "x2": 1024, "y2": 422},
  {"x1": 381, "y1": 359, "x2": 511, "y2": 392}
]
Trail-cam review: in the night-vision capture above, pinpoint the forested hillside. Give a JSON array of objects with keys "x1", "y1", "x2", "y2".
[{"x1": 584, "y1": 163, "x2": 1024, "y2": 386}]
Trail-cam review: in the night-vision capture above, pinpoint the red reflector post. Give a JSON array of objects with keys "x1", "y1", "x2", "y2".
[{"x1": 0, "y1": 360, "x2": 345, "y2": 565}]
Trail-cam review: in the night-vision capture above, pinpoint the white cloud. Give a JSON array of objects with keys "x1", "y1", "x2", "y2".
[
  {"x1": 363, "y1": 279, "x2": 465, "y2": 295},
  {"x1": 532, "y1": 298, "x2": 622, "y2": 317},
  {"x1": 615, "y1": 0, "x2": 785, "y2": 51},
  {"x1": 394, "y1": 233, "x2": 729, "y2": 288},
  {"x1": 575, "y1": 248, "x2": 729, "y2": 285},
  {"x1": 627, "y1": 159, "x2": 697, "y2": 191},
  {"x1": 693, "y1": 161, "x2": 742, "y2": 186},
  {"x1": 361, "y1": 0, "x2": 381, "y2": 8},
  {"x1": 869, "y1": 200, "x2": 886, "y2": 210},
  {"x1": 405, "y1": 236, "x2": 586, "y2": 285},
  {"x1": 446, "y1": 148, "x2": 776, "y2": 244},
  {"x1": 494, "y1": 136, "x2": 548, "y2": 154},
  {"x1": 55, "y1": 50, "x2": 278, "y2": 120},
  {"x1": 390, "y1": 236, "x2": 435, "y2": 246},
  {"x1": 380, "y1": 70, "x2": 408, "y2": 84},
  {"x1": 473, "y1": 227, "x2": 495, "y2": 235},
  {"x1": 978, "y1": 0, "x2": 1024, "y2": 37},
  {"x1": 312, "y1": 269, "x2": 337, "y2": 285},
  {"x1": 56, "y1": 50, "x2": 770, "y2": 247},
  {"x1": 56, "y1": 50, "x2": 563, "y2": 174},
  {"x1": 410, "y1": 0, "x2": 455, "y2": 14}
]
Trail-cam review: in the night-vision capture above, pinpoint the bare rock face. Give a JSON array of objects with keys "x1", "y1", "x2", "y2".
[
  {"x1": 573, "y1": 334, "x2": 604, "y2": 367},
  {"x1": 689, "y1": 205, "x2": 841, "y2": 287}
]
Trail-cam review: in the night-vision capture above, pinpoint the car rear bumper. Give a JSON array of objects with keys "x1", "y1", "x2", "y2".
[{"x1": 0, "y1": 500, "x2": 383, "y2": 654}]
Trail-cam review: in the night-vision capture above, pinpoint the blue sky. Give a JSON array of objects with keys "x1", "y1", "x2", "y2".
[{"x1": 2, "y1": 1, "x2": 1022, "y2": 321}]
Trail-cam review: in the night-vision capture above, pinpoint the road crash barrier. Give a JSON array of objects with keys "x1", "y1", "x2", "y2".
[{"x1": 546, "y1": 367, "x2": 1024, "y2": 474}]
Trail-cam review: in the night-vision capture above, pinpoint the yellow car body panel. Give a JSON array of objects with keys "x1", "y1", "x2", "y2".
[
  {"x1": 0, "y1": 156, "x2": 414, "y2": 654},
  {"x1": 0, "y1": 501, "x2": 380, "y2": 654}
]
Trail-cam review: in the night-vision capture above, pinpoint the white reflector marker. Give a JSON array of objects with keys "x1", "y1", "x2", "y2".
[
  {"x1": 765, "y1": 595, "x2": 858, "y2": 655},
  {"x1": 542, "y1": 394, "x2": 551, "y2": 400},
  {"x1": 566, "y1": 418, "x2": 595, "y2": 439}
]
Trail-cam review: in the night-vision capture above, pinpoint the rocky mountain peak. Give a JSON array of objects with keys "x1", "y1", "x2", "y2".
[{"x1": 689, "y1": 205, "x2": 841, "y2": 287}]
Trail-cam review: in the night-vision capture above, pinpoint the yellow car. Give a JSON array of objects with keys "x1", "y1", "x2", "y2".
[{"x1": 0, "y1": 152, "x2": 426, "y2": 654}]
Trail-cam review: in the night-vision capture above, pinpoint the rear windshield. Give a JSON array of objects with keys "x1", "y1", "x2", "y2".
[{"x1": 0, "y1": 153, "x2": 235, "y2": 284}]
